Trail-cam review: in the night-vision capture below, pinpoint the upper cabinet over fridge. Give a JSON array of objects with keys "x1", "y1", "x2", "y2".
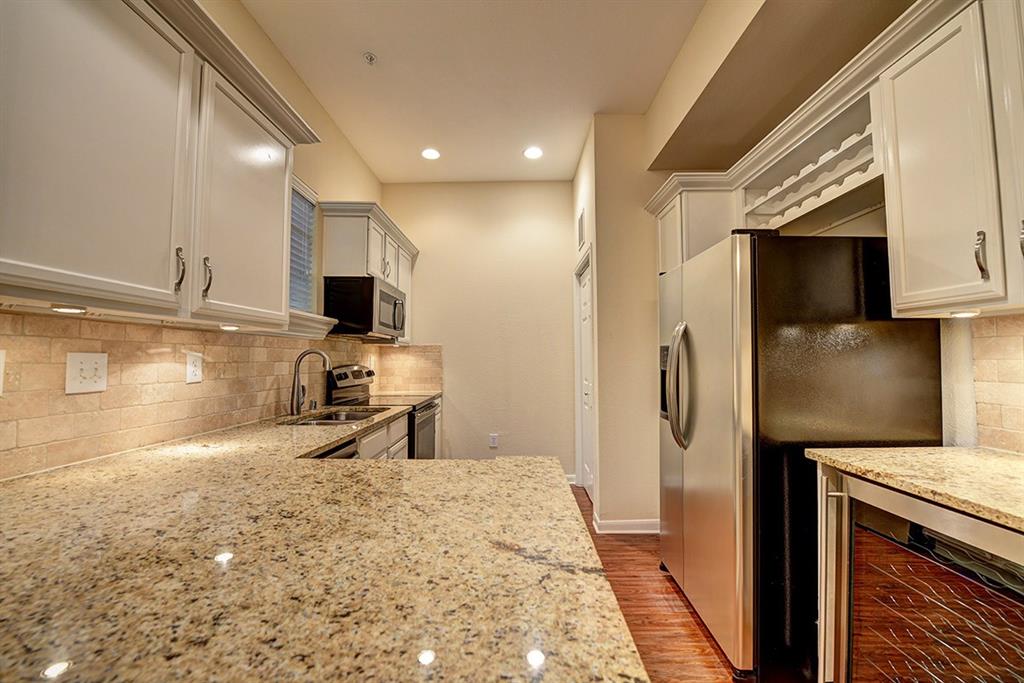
[{"x1": 646, "y1": 0, "x2": 1024, "y2": 318}]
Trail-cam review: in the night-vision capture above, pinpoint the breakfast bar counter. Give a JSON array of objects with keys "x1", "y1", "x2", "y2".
[{"x1": 0, "y1": 416, "x2": 647, "y2": 682}]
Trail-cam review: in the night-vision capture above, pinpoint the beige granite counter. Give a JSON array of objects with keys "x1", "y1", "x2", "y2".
[
  {"x1": 806, "y1": 447, "x2": 1024, "y2": 532},
  {"x1": 0, "y1": 415, "x2": 646, "y2": 681}
]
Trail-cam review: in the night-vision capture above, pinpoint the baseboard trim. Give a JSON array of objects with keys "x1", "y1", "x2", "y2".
[
  {"x1": 592, "y1": 512, "x2": 659, "y2": 535},
  {"x1": 565, "y1": 474, "x2": 577, "y2": 484}
]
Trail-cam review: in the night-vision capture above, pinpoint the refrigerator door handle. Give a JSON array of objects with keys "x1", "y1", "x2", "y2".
[
  {"x1": 678, "y1": 321, "x2": 692, "y2": 449},
  {"x1": 667, "y1": 321, "x2": 686, "y2": 448}
]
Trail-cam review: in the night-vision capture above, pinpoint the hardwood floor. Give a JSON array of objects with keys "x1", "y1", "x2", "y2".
[{"x1": 571, "y1": 486, "x2": 733, "y2": 683}]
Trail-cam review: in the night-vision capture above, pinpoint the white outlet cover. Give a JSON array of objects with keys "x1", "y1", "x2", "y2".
[
  {"x1": 0, "y1": 349, "x2": 5, "y2": 396},
  {"x1": 489, "y1": 433, "x2": 498, "y2": 448},
  {"x1": 186, "y1": 352, "x2": 203, "y2": 384},
  {"x1": 65, "y1": 352, "x2": 108, "y2": 395}
]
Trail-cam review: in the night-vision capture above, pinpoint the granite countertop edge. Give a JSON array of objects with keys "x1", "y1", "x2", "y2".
[{"x1": 806, "y1": 446, "x2": 1024, "y2": 533}]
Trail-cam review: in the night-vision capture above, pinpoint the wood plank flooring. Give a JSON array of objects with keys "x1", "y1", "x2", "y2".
[{"x1": 571, "y1": 486, "x2": 733, "y2": 683}]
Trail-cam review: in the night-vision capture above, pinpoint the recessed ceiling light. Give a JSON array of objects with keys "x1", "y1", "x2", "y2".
[
  {"x1": 523, "y1": 146, "x2": 543, "y2": 160},
  {"x1": 421, "y1": 148, "x2": 440, "y2": 160},
  {"x1": 50, "y1": 304, "x2": 87, "y2": 315},
  {"x1": 219, "y1": 324, "x2": 240, "y2": 332}
]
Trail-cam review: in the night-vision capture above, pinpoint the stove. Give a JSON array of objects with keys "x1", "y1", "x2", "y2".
[{"x1": 327, "y1": 365, "x2": 441, "y2": 459}]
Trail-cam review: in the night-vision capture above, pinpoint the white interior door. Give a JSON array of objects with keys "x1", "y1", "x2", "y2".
[{"x1": 577, "y1": 262, "x2": 596, "y2": 497}]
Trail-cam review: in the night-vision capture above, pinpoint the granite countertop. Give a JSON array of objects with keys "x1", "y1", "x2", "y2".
[
  {"x1": 0, "y1": 413, "x2": 646, "y2": 681},
  {"x1": 806, "y1": 447, "x2": 1024, "y2": 532}
]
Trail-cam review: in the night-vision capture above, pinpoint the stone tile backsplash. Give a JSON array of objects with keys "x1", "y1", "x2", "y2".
[
  {"x1": 972, "y1": 314, "x2": 1024, "y2": 454},
  {"x1": 0, "y1": 311, "x2": 442, "y2": 479}
]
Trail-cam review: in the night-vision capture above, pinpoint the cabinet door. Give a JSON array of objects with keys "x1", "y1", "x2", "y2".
[
  {"x1": 387, "y1": 437, "x2": 409, "y2": 460},
  {"x1": 657, "y1": 194, "x2": 683, "y2": 275},
  {"x1": 366, "y1": 220, "x2": 386, "y2": 279},
  {"x1": 384, "y1": 235, "x2": 400, "y2": 285},
  {"x1": 397, "y1": 248, "x2": 413, "y2": 341},
  {"x1": 192, "y1": 64, "x2": 292, "y2": 325},
  {"x1": 434, "y1": 407, "x2": 442, "y2": 458},
  {"x1": 0, "y1": 0, "x2": 194, "y2": 312},
  {"x1": 879, "y1": 4, "x2": 1006, "y2": 312}
]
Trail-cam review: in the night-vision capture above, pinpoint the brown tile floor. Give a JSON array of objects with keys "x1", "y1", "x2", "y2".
[{"x1": 571, "y1": 486, "x2": 733, "y2": 683}]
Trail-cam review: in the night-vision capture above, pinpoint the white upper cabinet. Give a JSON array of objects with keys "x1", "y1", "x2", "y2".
[
  {"x1": 366, "y1": 220, "x2": 387, "y2": 280},
  {"x1": 190, "y1": 65, "x2": 293, "y2": 326},
  {"x1": 397, "y1": 248, "x2": 413, "y2": 341},
  {"x1": 0, "y1": 0, "x2": 195, "y2": 312},
  {"x1": 657, "y1": 195, "x2": 683, "y2": 275},
  {"x1": 384, "y1": 235, "x2": 400, "y2": 286},
  {"x1": 879, "y1": 3, "x2": 1007, "y2": 313}
]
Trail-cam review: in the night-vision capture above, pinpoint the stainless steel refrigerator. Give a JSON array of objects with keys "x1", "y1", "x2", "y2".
[{"x1": 658, "y1": 232, "x2": 942, "y2": 682}]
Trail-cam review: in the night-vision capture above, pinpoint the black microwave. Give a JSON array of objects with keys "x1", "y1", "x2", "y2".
[{"x1": 323, "y1": 276, "x2": 406, "y2": 339}]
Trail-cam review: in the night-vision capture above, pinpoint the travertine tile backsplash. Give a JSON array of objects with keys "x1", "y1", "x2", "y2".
[
  {"x1": 972, "y1": 314, "x2": 1024, "y2": 454},
  {"x1": 0, "y1": 311, "x2": 442, "y2": 479}
]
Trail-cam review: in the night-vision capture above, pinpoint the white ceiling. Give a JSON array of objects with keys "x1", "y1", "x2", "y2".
[{"x1": 241, "y1": 0, "x2": 705, "y2": 183}]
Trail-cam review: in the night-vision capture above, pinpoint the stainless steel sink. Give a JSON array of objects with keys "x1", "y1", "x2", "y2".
[{"x1": 292, "y1": 408, "x2": 388, "y2": 426}]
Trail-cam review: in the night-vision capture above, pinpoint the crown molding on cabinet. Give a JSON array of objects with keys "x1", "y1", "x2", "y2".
[
  {"x1": 146, "y1": 0, "x2": 320, "y2": 145},
  {"x1": 645, "y1": 0, "x2": 971, "y2": 217},
  {"x1": 319, "y1": 202, "x2": 419, "y2": 258}
]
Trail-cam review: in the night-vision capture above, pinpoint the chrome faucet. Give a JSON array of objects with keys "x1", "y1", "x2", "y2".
[{"x1": 290, "y1": 349, "x2": 333, "y2": 416}]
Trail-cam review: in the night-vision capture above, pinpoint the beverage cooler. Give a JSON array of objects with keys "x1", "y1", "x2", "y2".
[{"x1": 818, "y1": 466, "x2": 1024, "y2": 682}]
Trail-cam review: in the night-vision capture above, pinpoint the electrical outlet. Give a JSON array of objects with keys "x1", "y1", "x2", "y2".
[
  {"x1": 65, "y1": 352, "x2": 107, "y2": 394},
  {"x1": 0, "y1": 349, "x2": 5, "y2": 396},
  {"x1": 186, "y1": 352, "x2": 203, "y2": 384},
  {"x1": 489, "y1": 433, "x2": 498, "y2": 449}
]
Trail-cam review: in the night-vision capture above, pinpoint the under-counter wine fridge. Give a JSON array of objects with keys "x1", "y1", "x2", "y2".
[{"x1": 819, "y1": 466, "x2": 1024, "y2": 682}]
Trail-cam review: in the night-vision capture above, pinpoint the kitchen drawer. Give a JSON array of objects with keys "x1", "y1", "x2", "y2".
[
  {"x1": 387, "y1": 437, "x2": 409, "y2": 460},
  {"x1": 358, "y1": 427, "x2": 387, "y2": 460},
  {"x1": 387, "y1": 417, "x2": 408, "y2": 446}
]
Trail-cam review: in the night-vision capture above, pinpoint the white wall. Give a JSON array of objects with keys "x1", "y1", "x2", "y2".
[{"x1": 381, "y1": 182, "x2": 577, "y2": 473}]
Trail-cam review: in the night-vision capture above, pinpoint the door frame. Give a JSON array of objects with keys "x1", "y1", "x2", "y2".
[{"x1": 573, "y1": 247, "x2": 598, "y2": 502}]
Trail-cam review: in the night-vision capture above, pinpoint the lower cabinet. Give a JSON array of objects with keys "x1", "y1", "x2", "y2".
[
  {"x1": 820, "y1": 467, "x2": 1024, "y2": 681},
  {"x1": 358, "y1": 426, "x2": 388, "y2": 460},
  {"x1": 434, "y1": 405, "x2": 442, "y2": 458},
  {"x1": 387, "y1": 437, "x2": 409, "y2": 460}
]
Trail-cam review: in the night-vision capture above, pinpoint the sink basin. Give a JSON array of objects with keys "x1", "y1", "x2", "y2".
[{"x1": 292, "y1": 408, "x2": 388, "y2": 426}]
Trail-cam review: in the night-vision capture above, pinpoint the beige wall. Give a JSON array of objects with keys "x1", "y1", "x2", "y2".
[
  {"x1": 590, "y1": 115, "x2": 669, "y2": 523},
  {"x1": 381, "y1": 182, "x2": 576, "y2": 471},
  {"x1": 643, "y1": 0, "x2": 763, "y2": 170},
  {"x1": 198, "y1": 0, "x2": 380, "y2": 202},
  {"x1": 972, "y1": 314, "x2": 1024, "y2": 454}
]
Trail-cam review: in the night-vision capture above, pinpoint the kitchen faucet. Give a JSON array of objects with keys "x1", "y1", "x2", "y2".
[{"x1": 290, "y1": 349, "x2": 333, "y2": 416}]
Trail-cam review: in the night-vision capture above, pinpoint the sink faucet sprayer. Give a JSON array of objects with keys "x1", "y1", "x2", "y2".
[{"x1": 290, "y1": 349, "x2": 333, "y2": 416}]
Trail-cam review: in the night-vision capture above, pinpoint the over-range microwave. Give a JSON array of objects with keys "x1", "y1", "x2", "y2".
[{"x1": 323, "y1": 276, "x2": 406, "y2": 339}]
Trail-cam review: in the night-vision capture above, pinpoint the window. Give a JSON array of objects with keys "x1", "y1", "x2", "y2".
[{"x1": 289, "y1": 180, "x2": 317, "y2": 313}]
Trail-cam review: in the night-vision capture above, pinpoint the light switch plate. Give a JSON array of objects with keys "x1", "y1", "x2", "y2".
[
  {"x1": 0, "y1": 349, "x2": 5, "y2": 396},
  {"x1": 186, "y1": 352, "x2": 203, "y2": 384},
  {"x1": 65, "y1": 352, "x2": 108, "y2": 394}
]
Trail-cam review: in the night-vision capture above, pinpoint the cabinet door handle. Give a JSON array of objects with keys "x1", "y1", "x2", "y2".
[
  {"x1": 1018, "y1": 219, "x2": 1023, "y2": 260},
  {"x1": 202, "y1": 256, "x2": 214, "y2": 298},
  {"x1": 173, "y1": 247, "x2": 186, "y2": 293},
  {"x1": 974, "y1": 230, "x2": 990, "y2": 281}
]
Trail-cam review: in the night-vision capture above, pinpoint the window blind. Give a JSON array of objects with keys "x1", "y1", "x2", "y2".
[{"x1": 289, "y1": 188, "x2": 316, "y2": 313}]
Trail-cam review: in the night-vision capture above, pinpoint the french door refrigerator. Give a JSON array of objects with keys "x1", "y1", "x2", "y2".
[{"x1": 658, "y1": 232, "x2": 942, "y2": 682}]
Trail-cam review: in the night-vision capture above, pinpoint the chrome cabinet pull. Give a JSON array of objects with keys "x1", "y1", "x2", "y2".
[
  {"x1": 202, "y1": 256, "x2": 213, "y2": 298},
  {"x1": 974, "y1": 230, "x2": 990, "y2": 281},
  {"x1": 173, "y1": 246, "x2": 186, "y2": 293}
]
